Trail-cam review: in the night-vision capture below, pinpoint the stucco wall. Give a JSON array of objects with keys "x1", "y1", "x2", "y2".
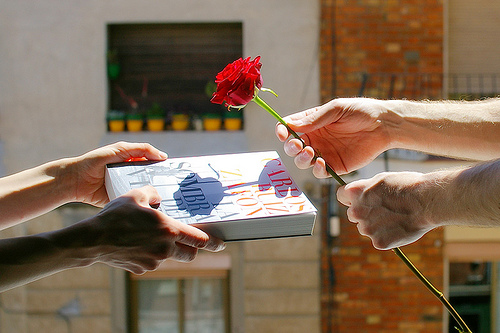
[
  {"x1": 0, "y1": 1, "x2": 321, "y2": 333},
  {"x1": 0, "y1": 0, "x2": 319, "y2": 173}
]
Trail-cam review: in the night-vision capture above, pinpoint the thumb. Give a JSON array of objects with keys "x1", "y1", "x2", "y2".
[{"x1": 284, "y1": 103, "x2": 334, "y2": 133}]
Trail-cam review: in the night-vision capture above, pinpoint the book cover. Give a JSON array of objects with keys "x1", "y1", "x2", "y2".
[{"x1": 105, "y1": 151, "x2": 317, "y2": 241}]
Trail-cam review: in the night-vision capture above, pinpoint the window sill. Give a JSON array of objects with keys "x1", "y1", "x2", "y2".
[{"x1": 101, "y1": 130, "x2": 248, "y2": 158}]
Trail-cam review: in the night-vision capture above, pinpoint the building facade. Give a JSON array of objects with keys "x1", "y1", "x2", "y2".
[{"x1": 1, "y1": 1, "x2": 500, "y2": 332}]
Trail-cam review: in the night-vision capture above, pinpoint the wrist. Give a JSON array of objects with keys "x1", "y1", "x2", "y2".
[
  {"x1": 420, "y1": 168, "x2": 470, "y2": 228},
  {"x1": 450, "y1": 161, "x2": 500, "y2": 226},
  {"x1": 43, "y1": 218, "x2": 99, "y2": 268},
  {"x1": 378, "y1": 99, "x2": 421, "y2": 151},
  {"x1": 44, "y1": 157, "x2": 79, "y2": 204}
]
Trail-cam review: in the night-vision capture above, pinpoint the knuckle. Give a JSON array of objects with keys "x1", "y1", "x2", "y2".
[
  {"x1": 144, "y1": 259, "x2": 161, "y2": 271},
  {"x1": 130, "y1": 266, "x2": 147, "y2": 275},
  {"x1": 181, "y1": 250, "x2": 198, "y2": 262},
  {"x1": 348, "y1": 206, "x2": 365, "y2": 222},
  {"x1": 163, "y1": 224, "x2": 182, "y2": 240},
  {"x1": 372, "y1": 238, "x2": 391, "y2": 251},
  {"x1": 150, "y1": 242, "x2": 173, "y2": 260}
]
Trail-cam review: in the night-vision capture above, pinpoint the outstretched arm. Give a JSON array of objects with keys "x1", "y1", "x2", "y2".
[
  {"x1": 336, "y1": 159, "x2": 500, "y2": 249},
  {"x1": 0, "y1": 141, "x2": 167, "y2": 230},
  {"x1": 384, "y1": 98, "x2": 500, "y2": 161},
  {"x1": 276, "y1": 98, "x2": 500, "y2": 177},
  {"x1": 0, "y1": 186, "x2": 226, "y2": 292}
]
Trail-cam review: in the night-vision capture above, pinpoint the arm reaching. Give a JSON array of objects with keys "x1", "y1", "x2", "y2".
[
  {"x1": 276, "y1": 98, "x2": 500, "y2": 177},
  {"x1": 0, "y1": 186, "x2": 225, "y2": 292},
  {"x1": 0, "y1": 141, "x2": 168, "y2": 230},
  {"x1": 336, "y1": 159, "x2": 500, "y2": 249}
]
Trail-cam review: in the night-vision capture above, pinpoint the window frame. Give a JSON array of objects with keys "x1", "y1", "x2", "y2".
[{"x1": 128, "y1": 254, "x2": 231, "y2": 333}]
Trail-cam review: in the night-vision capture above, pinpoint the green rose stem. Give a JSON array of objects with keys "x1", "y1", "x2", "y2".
[
  {"x1": 252, "y1": 93, "x2": 471, "y2": 333},
  {"x1": 393, "y1": 248, "x2": 470, "y2": 333},
  {"x1": 253, "y1": 95, "x2": 345, "y2": 185}
]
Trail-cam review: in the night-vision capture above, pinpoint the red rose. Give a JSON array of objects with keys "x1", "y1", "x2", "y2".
[{"x1": 211, "y1": 56, "x2": 263, "y2": 107}]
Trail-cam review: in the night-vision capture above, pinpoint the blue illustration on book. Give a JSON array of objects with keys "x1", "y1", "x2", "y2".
[{"x1": 105, "y1": 151, "x2": 317, "y2": 241}]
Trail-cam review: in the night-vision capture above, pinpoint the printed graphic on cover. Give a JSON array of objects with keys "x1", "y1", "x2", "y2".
[{"x1": 105, "y1": 151, "x2": 317, "y2": 241}]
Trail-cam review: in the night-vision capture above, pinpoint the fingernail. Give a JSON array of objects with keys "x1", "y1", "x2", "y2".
[{"x1": 159, "y1": 151, "x2": 168, "y2": 159}]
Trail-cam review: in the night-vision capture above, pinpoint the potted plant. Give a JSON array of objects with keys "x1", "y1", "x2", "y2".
[
  {"x1": 203, "y1": 112, "x2": 222, "y2": 131},
  {"x1": 224, "y1": 109, "x2": 243, "y2": 131},
  {"x1": 146, "y1": 103, "x2": 166, "y2": 131},
  {"x1": 126, "y1": 111, "x2": 144, "y2": 132},
  {"x1": 203, "y1": 81, "x2": 223, "y2": 131},
  {"x1": 107, "y1": 49, "x2": 121, "y2": 80},
  {"x1": 107, "y1": 110, "x2": 126, "y2": 132},
  {"x1": 171, "y1": 113, "x2": 190, "y2": 131}
]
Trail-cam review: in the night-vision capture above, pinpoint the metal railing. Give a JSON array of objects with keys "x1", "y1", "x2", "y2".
[{"x1": 357, "y1": 73, "x2": 500, "y2": 100}]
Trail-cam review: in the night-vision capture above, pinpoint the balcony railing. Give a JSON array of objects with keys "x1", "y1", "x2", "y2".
[{"x1": 357, "y1": 73, "x2": 500, "y2": 100}]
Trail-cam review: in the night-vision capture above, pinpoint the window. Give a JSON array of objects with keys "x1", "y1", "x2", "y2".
[
  {"x1": 128, "y1": 255, "x2": 231, "y2": 333},
  {"x1": 449, "y1": 261, "x2": 492, "y2": 333},
  {"x1": 106, "y1": 23, "x2": 243, "y2": 132},
  {"x1": 130, "y1": 277, "x2": 229, "y2": 333}
]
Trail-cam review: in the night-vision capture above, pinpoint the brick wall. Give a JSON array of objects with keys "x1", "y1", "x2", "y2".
[
  {"x1": 324, "y1": 204, "x2": 444, "y2": 333},
  {"x1": 320, "y1": 0, "x2": 444, "y2": 100},
  {"x1": 319, "y1": 1, "x2": 446, "y2": 331}
]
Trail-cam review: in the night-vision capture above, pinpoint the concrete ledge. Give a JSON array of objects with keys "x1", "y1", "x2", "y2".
[{"x1": 101, "y1": 131, "x2": 248, "y2": 158}]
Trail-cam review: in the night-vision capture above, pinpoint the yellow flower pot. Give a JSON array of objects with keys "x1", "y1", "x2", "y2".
[
  {"x1": 147, "y1": 119, "x2": 165, "y2": 131},
  {"x1": 203, "y1": 117, "x2": 222, "y2": 131},
  {"x1": 172, "y1": 114, "x2": 190, "y2": 131},
  {"x1": 224, "y1": 118, "x2": 242, "y2": 131},
  {"x1": 127, "y1": 119, "x2": 143, "y2": 132},
  {"x1": 108, "y1": 119, "x2": 125, "y2": 132}
]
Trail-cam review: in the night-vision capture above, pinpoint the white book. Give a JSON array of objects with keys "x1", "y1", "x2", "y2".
[{"x1": 105, "y1": 151, "x2": 317, "y2": 241}]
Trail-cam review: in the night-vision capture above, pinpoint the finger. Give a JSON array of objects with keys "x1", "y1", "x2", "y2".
[
  {"x1": 282, "y1": 107, "x2": 318, "y2": 128},
  {"x1": 347, "y1": 205, "x2": 371, "y2": 223},
  {"x1": 106, "y1": 141, "x2": 168, "y2": 164},
  {"x1": 283, "y1": 138, "x2": 305, "y2": 157},
  {"x1": 312, "y1": 157, "x2": 330, "y2": 179},
  {"x1": 125, "y1": 186, "x2": 162, "y2": 209},
  {"x1": 284, "y1": 102, "x2": 335, "y2": 132},
  {"x1": 336, "y1": 185, "x2": 351, "y2": 206},
  {"x1": 275, "y1": 123, "x2": 290, "y2": 142},
  {"x1": 171, "y1": 242, "x2": 199, "y2": 262},
  {"x1": 202, "y1": 234, "x2": 227, "y2": 252},
  {"x1": 168, "y1": 220, "x2": 226, "y2": 252},
  {"x1": 123, "y1": 263, "x2": 149, "y2": 275},
  {"x1": 293, "y1": 146, "x2": 315, "y2": 169},
  {"x1": 346, "y1": 207, "x2": 358, "y2": 224},
  {"x1": 119, "y1": 142, "x2": 168, "y2": 161}
]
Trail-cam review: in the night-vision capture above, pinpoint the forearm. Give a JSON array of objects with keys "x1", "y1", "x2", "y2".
[
  {"x1": 0, "y1": 230, "x2": 91, "y2": 292},
  {"x1": 0, "y1": 158, "x2": 76, "y2": 230},
  {"x1": 424, "y1": 159, "x2": 500, "y2": 228},
  {"x1": 383, "y1": 98, "x2": 500, "y2": 160}
]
